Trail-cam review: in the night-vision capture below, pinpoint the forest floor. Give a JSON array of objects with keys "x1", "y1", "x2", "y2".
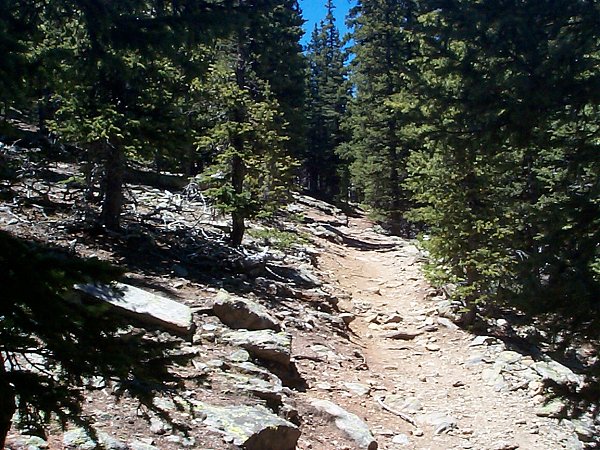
[{"x1": 1, "y1": 146, "x2": 596, "y2": 449}]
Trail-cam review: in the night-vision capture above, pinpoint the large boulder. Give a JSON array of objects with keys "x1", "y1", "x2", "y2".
[
  {"x1": 212, "y1": 290, "x2": 280, "y2": 331},
  {"x1": 194, "y1": 402, "x2": 300, "y2": 450},
  {"x1": 75, "y1": 283, "x2": 194, "y2": 337},
  {"x1": 309, "y1": 398, "x2": 378, "y2": 450},
  {"x1": 221, "y1": 329, "x2": 292, "y2": 366}
]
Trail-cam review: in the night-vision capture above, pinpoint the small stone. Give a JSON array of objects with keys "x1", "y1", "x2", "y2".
[
  {"x1": 384, "y1": 314, "x2": 404, "y2": 324},
  {"x1": 412, "y1": 428, "x2": 424, "y2": 437},
  {"x1": 437, "y1": 317, "x2": 459, "y2": 330},
  {"x1": 129, "y1": 441, "x2": 160, "y2": 450},
  {"x1": 339, "y1": 313, "x2": 356, "y2": 324},
  {"x1": 344, "y1": 382, "x2": 371, "y2": 396},
  {"x1": 535, "y1": 398, "x2": 566, "y2": 418},
  {"x1": 392, "y1": 434, "x2": 410, "y2": 445},
  {"x1": 228, "y1": 349, "x2": 251, "y2": 362},
  {"x1": 469, "y1": 335, "x2": 495, "y2": 346},
  {"x1": 150, "y1": 417, "x2": 170, "y2": 435},
  {"x1": 425, "y1": 343, "x2": 440, "y2": 352}
]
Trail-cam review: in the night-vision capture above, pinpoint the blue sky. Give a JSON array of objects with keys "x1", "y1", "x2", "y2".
[{"x1": 299, "y1": 0, "x2": 357, "y2": 48}]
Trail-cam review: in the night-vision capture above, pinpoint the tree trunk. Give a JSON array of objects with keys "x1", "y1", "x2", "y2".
[
  {"x1": 0, "y1": 354, "x2": 16, "y2": 448},
  {"x1": 100, "y1": 141, "x2": 125, "y2": 231},
  {"x1": 230, "y1": 153, "x2": 245, "y2": 246}
]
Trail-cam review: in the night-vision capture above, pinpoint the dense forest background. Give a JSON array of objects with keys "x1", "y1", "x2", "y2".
[{"x1": 1, "y1": 0, "x2": 599, "y2": 443}]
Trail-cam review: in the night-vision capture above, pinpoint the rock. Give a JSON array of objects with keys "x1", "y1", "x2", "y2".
[
  {"x1": 383, "y1": 395, "x2": 423, "y2": 414},
  {"x1": 150, "y1": 417, "x2": 170, "y2": 434},
  {"x1": 212, "y1": 290, "x2": 281, "y2": 331},
  {"x1": 532, "y1": 359, "x2": 584, "y2": 389},
  {"x1": 383, "y1": 313, "x2": 404, "y2": 324},
  {"x1": 417, "y1": 412, "x2": 458, "y2": 434},
  {"x1": 221, "y1": 329, "x2": 292, "y2": 365},
  {"x1": 63, "y1": 428, "x2": 127, "y2": 450},
  {"x1": 344, "y1": 382, "x2": 371, "y2": 396},
  {"x1": 383, "y1": 329, "x2": 423, "y2": 340},
  {"x1": 228, "y1": 349, "x2": 251, "y2": 362},
  {"x1": 535, "y1": 397, "x2": 566, "y2": 418},
  {"x1": 219, "y1": 364, "x2": 284, "y2": 404},
  {"x1": 496, "y1": 351, "x2": 522, "y2": 365},
  {"x1": 493, "y1": 442, "x2": 519, "y2": 450},
  {"x1": 425, "y1": 343, "x2": 441, "y2": 352},
  {"x1": 129, "y1": 441, "x2": 160, "y2": 450},
  {"x1": 339, "y1": 312, "x2": 356, "y2": 325},
  {"x1": 195, "y1": 402, "x2": 300, "y2": 450},
  {"x1": 310, "y1": 398, "x2": 378, "y2": 450},
  {"x1": 392, "y1": 434, "x2": 410, "y2": 445},
  {"x1": 6, "y1": 435, "x2": 48, "y2": 449},
  {"x1": 568, "y1": 417, "x2": 597, "y2": 442},
  {"x1": 469, "y1": 335, "x2": 496, "y2": 346},
  {"x1": 437, "y1": 317, "x2": 459, "y2": 330},
  {"x1": 74, "y1": 283, "x2": 194, "y2": 337}
]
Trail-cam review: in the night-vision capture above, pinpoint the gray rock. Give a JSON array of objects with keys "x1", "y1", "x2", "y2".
[
  {"x1": 221, "y1": 329, "x2": 292, "y2": 365},
  {"x1": 469, "y1": 335, "x2": 495, "y2": 346},
  {"x1": 7, "y1": 435, "x2": 48, "y2": 449},
  {"x1": 535, "y1": 398, "x2": 566, "y2": 418},
  {"x1": 532, "y1": 359, "x2": 584, "y2": 389},
  {"x1": 129, "y1": 441, "x2": 160, "y2": 450},
  {"x1": 569, "y1": 417, "x2": 597, "y2": 442},
  {"x1": 344, "y1": 382, "x2": 371, "y2": 396},
  {"x1": 496, "y1": 351, "x2": 522, "y2": 365},
  {"x1": 228, "y1": 349, "x2": 251, "y2": 362},
  {"x1": 212, "y1": 291, "x2": 280, "y2": 331},
  {"x1": 310, "y1": 398, "x2": 378, "y2": 450},
  {"x1": 195, "y1": 402, "x2": 300, "y2": 450},
  {"x1": 150, "y1": 417, "x2": 170, "y2": 435},
  {"x1": 218, "y1": 366, "x2": 284, "y2": 404},
  {"x1": 383, "y1": 329, "x2": 422, "y2": 340},
  {"x1": 75, "y1": 283, "x2": 194, "y2": 337},
  {"x1": 392, "y1": 434, "x2": 410, "y2": 445},
  {"x1": 63, "y1": 428, "x2": 127, "y2": 450},
  {"x1": 417, "y1": 412, "x2": 458, "y2": 434},
  {"x1": 437, "y1": 317, "x2": 459, "y2": 330},
  {"x1": 383, "y1": 395, "x2": 423, "y2": 414}
]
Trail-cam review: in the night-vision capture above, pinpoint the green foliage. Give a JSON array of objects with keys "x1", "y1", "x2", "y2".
[
  {"x1": 400, "y1": 0, "x2": 600, "y2": 321},
  {"x1": 342, "y1": 0, "x2": 417, "y2": 230},
  {"x1": 194, "y1": 55, "x2": 298, "y2": 244},
  {"x1": 0, "y1": 231, "x2": 171, "y2": 436},
  {"x1": 248, "y1": 227, "x2": 307, "y2": 251},
  {"x1": 305, "y1": 0, "x2": 350, "y2": 199}
]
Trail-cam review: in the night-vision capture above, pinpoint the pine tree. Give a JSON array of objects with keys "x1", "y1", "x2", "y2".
[
  {"x1": 0, "y1": 231, "x2": 174, "y2": 446},
  {"x1": 194, "y1": 42, "x2": 296, "y2": 246},
  {"x1": 248, "y1": 0, "x2": 307, "y2": 162},
  {"x1": 342, "y1": 0, "x2": 416, "y2": 231},
  {"x1": 305, "y1": 0, "x2": 350, "y2": 200},
  {"x1": 403, "y1": 0, "x2": 600, "y2": 322}
]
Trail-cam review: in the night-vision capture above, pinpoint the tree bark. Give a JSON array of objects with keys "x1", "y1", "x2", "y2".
[
  {"x1": 230, "y1": 153, "x2": 245, "y2": 247},
  {"x1": 0, "y1": 353, "x2": 16, "y2": 448},
  {"x1": 100, "y1": 141, "x2": 125, "y2": 231}
]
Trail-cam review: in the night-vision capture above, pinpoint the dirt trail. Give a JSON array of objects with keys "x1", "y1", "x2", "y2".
[{"x1": 308, "y1": 213, "x2": 579, "y2": 450}]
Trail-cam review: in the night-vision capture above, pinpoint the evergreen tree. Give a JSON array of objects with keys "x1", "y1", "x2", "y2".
[
  {"x1": 305, "y1": 0, "x2": 350, "y2": 200},
  {"x1": 342, "y1": 0, "x2": 416, "y2": 231},
  {"x1": 0, "y1": 231, "x2": 173, "y2": 446},
  {"x1": 194, "y1": 42, "x2": 296, "y2": 246},
  {"x1": 248, "y1": 0, "x2": 307, "y2": 161},
  {"x1": 403, "y1": 0, "x2": 600, "y2": 322}
]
